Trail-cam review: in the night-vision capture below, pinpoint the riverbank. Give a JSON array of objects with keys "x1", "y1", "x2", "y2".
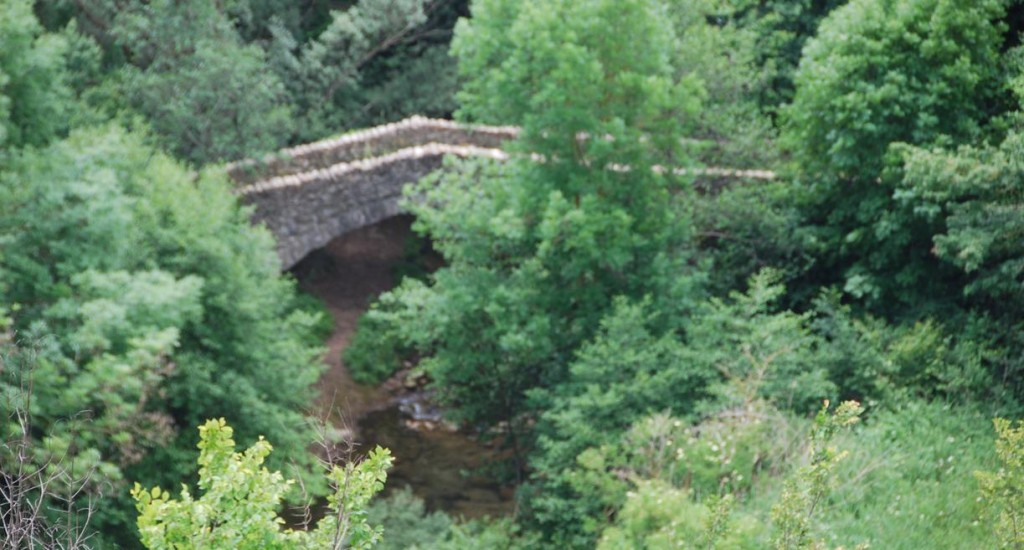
[{"x1": 291, "y1": 215, "x2": 515, "y2": 519}]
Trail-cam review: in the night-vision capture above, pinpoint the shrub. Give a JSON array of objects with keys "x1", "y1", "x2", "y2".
[{"x1": 132, "y1": 419, "x2": 393, "y2": 549}]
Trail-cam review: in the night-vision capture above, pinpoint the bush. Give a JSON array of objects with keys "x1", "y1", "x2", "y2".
[
  {"x1": 820, "y1": 401, "x2": 999, "y2": 549},
  {"x1": 366, "y1": 487, "x2": 453, "y2": 550},
  {"x1": 783, "y1": 0, "x2": 1008, "y2": 310},
  {"x1": 0, "y1": 125, "x2": 325, "y2": 542},
  {"x1": 133, "y1": 419, "x2": 393, "y2": 549}
]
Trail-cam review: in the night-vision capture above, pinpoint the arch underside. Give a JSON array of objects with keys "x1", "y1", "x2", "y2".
[{"x1": 246, "y1": 153, "x2": 446, "y2": 269}]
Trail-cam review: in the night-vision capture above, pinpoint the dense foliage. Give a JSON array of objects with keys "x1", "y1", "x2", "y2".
[
  {"x1": 33, "y1": 0, "x2": 468, "y2": 163},
  {"x1": 783, "y1": 0, "x2": 1011, "y2": 311},
  {"x1": 4, "y1": 0, "x2": 1024, "y2": 547},
  {"x1": 0, "y1": 124, "x2": 328, "y2": 544},
  {"x1": 132, "y1": 419, "x2": 392, "y2": 549},
  {"x1": 345, "y1": 0, "x2": 1024, "y2": 547}
]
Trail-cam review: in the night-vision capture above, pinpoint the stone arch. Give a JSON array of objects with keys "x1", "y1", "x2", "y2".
[
  {"x1": 230, "y1": 118, "x2": 515, "y2": 269},
  {"x1": 229, "y1": 116, "x2": 776, "y2": 269}
]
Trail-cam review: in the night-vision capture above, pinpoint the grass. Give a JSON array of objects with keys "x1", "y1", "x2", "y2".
[{"x1": 819, "y1": 400, "x2": 998, "y2": 549}]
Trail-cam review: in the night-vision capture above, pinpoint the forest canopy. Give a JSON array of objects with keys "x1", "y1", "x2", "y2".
[{"x1": 3, "y1": 0, "x2": 1024, "y2": 548}]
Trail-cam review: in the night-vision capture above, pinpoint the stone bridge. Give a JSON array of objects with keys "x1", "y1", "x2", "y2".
[{"x1": 228, "y1": 117, "x2": 775, "y2": 269}]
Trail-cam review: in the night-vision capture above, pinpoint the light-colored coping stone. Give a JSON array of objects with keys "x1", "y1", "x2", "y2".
[{"x1": 227, "y1": 116, "x2": 519, "y2": 185}]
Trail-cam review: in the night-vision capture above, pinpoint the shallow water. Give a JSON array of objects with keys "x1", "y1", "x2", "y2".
[
  {"x1": 359, "y1": 407, "x2": 515, "y2": 519},
  {"x1": 291, "y1": 215, "x2": 514, "y2": 519}
]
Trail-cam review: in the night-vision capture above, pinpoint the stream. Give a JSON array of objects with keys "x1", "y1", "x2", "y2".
[{"x1": 290, "y1": 215, "x2": 515, "y2": 519}]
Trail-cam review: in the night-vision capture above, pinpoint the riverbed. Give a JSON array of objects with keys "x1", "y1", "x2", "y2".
[{"x1": 290, "y1": 215, "x2": 514, "y2": 519}]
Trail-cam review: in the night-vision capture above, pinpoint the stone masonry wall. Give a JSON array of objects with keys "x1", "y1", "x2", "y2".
[
  {"x1": 230, "y1": 116, "x2": 776, "y2": 269},
  {"x1": 237, "y1": 143, "x2": 507, "y2": 268},
  {"x1": 228, "y1": 116, "x2": 518, "y2": 186}
]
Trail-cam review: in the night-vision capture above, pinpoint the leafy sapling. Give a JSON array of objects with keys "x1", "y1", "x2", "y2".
[
  {"x1": 132, "y1": 418, "x2": 392, "y2": 550},
  {"x1": 977, "y1": 418, "x2": 1024, "y2": 549},
  {"x1": 771, "y1": 400, "x2": 863, "y2": 550}
]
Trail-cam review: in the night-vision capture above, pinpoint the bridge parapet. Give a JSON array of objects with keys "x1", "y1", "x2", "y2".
[
  {"x1": 228, "y1": 116, "x2": 518, "y2": 186},
  {"x1": 235, "y1": 142, "x2": 509, "y2": 269},
  {"x1": 229, "y1": 116, "x2": 776, "y2": 270}
]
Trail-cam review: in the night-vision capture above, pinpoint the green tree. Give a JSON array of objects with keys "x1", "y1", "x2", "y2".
[
  {"x1": 346, "y1": 4, "x2": 706, "y2": 544},
  {"x1": 771, "y1": 400, "x2": 862, "y2": 549},
  {"x1": 365, "y1": 487, "x2": 454, "y2": 550},
  {"x1": 737, "y1": 0, "x2": 848, "y2": 110},
  {"x1": 351, "y1": 0, "x2": 705, "y2": 458},
  {"x1": 896, "y1": 129, "x2": 1024, "y2": 314},
  {"x1": 811, "y1": 291, "x2": 997, "y2": 403},
  {"x1": 269, "y1": 0, "x2": 462, "y2": 140},
  {"x1": 877, "y1": 63, "x2": 1024, "y2": 400},
  {"x1": 133, "y1": 418, "x2": 392, "y2": 549},
  {"x1": 662, "y1": 1, "x2": 820, "y2": 299},
  {"x1": 782, "y1": 0, "x2": 1008, "y2": 311},
  {"x1": 0, "y1": 125, "x2": 325, "y2": 544},
  {"x1": 0, "y1": 270, "x2": 203, "y2": 494},
  {"x1": 55, "y1": 0, "x2": 467, "y2": 161},
  {"x1": 596, "y1": 480, "x2": 761, "y2": 549},
  {"x1": 112, "y1": 0, "x2": 294, "y2": 164},
  {"x1": 0, "y1": 0, "x2": 72, "y2": 148},
  {"x1": 667, "y1": 0, "x2": 782, "y2": 167},
  {"x1": 524, "y1": 271, "x2": 835, "y2": 544},
  {"x1": 522, "y1": 299, "x2": 710, "y2": 544}
]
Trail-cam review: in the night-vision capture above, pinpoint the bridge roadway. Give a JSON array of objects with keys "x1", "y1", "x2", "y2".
[{"x1": 228, "y1": 116, "x2": 774, "y2": 269}]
